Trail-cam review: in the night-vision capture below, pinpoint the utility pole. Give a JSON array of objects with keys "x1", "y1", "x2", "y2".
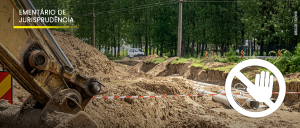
[
  {"x1": 93, "y1": 3, "x2": 95, "y2": 47},
  {"x1": 177, "y1": 0, "x2": 183, "y2": 57}
]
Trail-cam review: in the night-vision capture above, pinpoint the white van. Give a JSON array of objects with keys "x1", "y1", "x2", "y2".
[{"x1": 128, "y1": 48, "x2": 145, "y2": 58}]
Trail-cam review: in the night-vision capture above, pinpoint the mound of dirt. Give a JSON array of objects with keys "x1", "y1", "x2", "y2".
[
  {"x1": 113, "y1": 60, "x2": 141, "y2": 66},
  {"x1": 208, "y1": 62, "x2": 233, "y2": 68},
  {"x1": 146, "y1": 57, "x2": 177, "y2": 76},
  {"x1": 133, "y1": 77, "x2": 195, "y2": 95},
  {"x1": 142, "y1": 54, "x2": 159, "y2": 61},
  {"x1": 121, "y1": 57, "x2": 130, "y2": 61},
  {"x1": 84, "y1": 77, "x2": 228, "y2": 127},
  {"x1": 51, "y1": 30, "x2": 114, "y2": 76},
  {"x1": 188, "y1": 66, "x2": 203, "y2": 80},
  {"x1": 140, "y1": 62, "x2": 157, "y2": 72},
  {"x1": 12, "y1": 80, "x2": 30, "y2": 106},
  {"x1": 286, "y1": 72, "x2": 300, "y2": 79},
  {"x1": 131, "y1": 56, "x2": 144, "y2": 60},
  {"x1": 134, "y1": 54, "x2": 159, "y2": 70},
  {"x1": 157, "y1": 62, "x2": 192, "y2": 78}
]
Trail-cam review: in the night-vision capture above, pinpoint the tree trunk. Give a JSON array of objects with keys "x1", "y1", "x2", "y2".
[
  {"x1": 149, "y1": 38, "x2": 151, "y2": 55},
  {"x1": 201, "y1": 29, "x2": 206, "y2": 57},
  {"x1": 110, "y1": 43, "x2": 113, "y2": 55},
  {"x1": 260, "y1": 34, "x2": 264, "y2": 56},
  {"x1": 266, "y1": 43, "x2": 270, "y2": 56},
  {"x1": 221, "y1": 42, "x2": 225, "y2": 56},
  {"x1": 197, "y1": 42, "x2": 199, "y2": 56},
  {"x1": 254, "y1": 38, "x2": 256, "y2": 53},
  {"x1": 259, "y1": 1, "x2": 265, "y2": 56},
  {"x1": 114, "y1": 38, "x2": 117, "y2": 57},
  {"x1": 215, "y1": 44, "x2": 218, "y2": 55},
  {"x1": 182, "y1": 41, "x2": 185, "y2": 57},
  {"x1": 153, "y1": 46, "x2": 155, "y2": 55},
  {"x1": 201, "y1": 43, "x2": 204, "y2": 56},
  {"x1": 118, "y1": 43, "x2": 120, "y2": 54},
  {"x1": 191, "y1": 39, "x2": 195, "y2": 57},
  {"x1": 187, "y1": 38, "x2": 190, "y2": 57},
  {"x1": 160, "y1": 42, "x2": 163, "y2": 57},
  {"x1": 235, "y1": 32, "x2": 238, "y2": 55},
  {"x1": 145, "y1": 36, "x2": 148, "y2": 56},
  {"x1": 240, "y1": 29, "x2": 245, "y2": 56},
  {"x1": 139, "y1": 36, "x2": 142, "y2": 49}
]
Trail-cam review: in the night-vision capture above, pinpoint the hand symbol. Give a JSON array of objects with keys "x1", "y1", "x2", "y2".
[{"x1": 246, "y1": 71, "x2": 274, "y2": 107}]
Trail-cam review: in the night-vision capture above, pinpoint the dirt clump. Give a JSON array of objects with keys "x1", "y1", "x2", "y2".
[
  {"x1": 121, "y1": 57, "x2": 130, "y2": 61},
  {"x1": 286, "y1": 72, "x2": 300, "y2": 79},
  {"x1": 240, "y1": 66, "x2": 259, "y2": 73},
  {"x1": 131, "y1": 56, "x2": 144, "y2": 60},
  {"x1": 142, "y1": 54, "x2": 159, "y2": 61},
  {"x1": 114, "y1": 60, "x2": 141, "y2": 66},
  {"x1": 157, "y1": 62, "x2": 192, "y2": 78},
  {"x1": 133, "y1": 77, "x2": 196, "y2": 95},
  {"x1": 12, "y1": 80, "x2": 30, "y2": 106},
  {"x1": 140, "y1": 62, "x2": 158, "y2": 72},
  {"x1": 188, "y1": 66, "x2": 203, "y2": 80},
  {"x1": 5, "y1": 30, "x2": 300, "y2": 127},
  {"x1": 51, "y1": 30, "x2": 114, "y2": 76},
  {"x1": 146, "y1": 57, "x2": 177, "y2": 76},
  {"x1": 84, "y1": 76, "x2": 228, "y2": 127},
  {"x1": 208, "y1": 62, "x2": 233, "y2": 68},
  {"x1": 134, "y1": 54, "x2": 159, "y2": 70}
]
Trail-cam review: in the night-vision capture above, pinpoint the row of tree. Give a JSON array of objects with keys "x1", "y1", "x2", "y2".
[{"x1": 31, "y1": 0, "x2": 299, "y2": 57}]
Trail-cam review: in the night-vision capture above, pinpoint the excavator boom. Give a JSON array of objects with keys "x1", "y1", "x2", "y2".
[{"x1": 0, "y1": 0, "x2": 103, "y2": 127}]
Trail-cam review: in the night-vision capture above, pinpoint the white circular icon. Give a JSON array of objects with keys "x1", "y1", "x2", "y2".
[{"x1": 225, "y1": 59, "x2": 286, "y2": 118}]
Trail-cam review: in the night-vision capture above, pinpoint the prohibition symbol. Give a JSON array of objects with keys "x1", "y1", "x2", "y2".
[{"x1": 225, "y1": 59, "x2": 286, "y2": 118}]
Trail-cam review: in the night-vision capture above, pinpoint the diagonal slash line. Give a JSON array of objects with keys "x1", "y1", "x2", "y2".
[
  {"x1": 235, "y1": 71, "x2": 275, "y2": 107},
  {"x1": 235, "y1": 71, "x2": 255, "y2": 87}
]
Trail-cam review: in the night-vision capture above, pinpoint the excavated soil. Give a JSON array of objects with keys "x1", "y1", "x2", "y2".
[
  {"x1": 142, "y1": 54, "x2": 159, "y2": 61},
  {"x1": 3, "y1": 30, "x2": 300, "y2": 127},
  {"x1": 188, "y1": 66, "x2": 203, "y2": 80},
  {"x1": 146, "y1": 57, "x2": 177, "y2": 76},
  {"x1": 157, "y1": 61, "x2": 192, "y2": 78},
  {"x1": 131, "y1": 56, "x2": 144, "y2": 60},
  {"x1": 196, "y1": 69, "x2": 227, "y2": 86},
  {"x1": 114, "y1": 60, "x2": 141, "y2": 66},
  {"x1": 115, "y1": 56, "x2": 151, "y2": 66},
  {"x1": 122, "y1": 57, "x2": 130, "y2": 61},
  {"x1": 134, "y1": 54, "x2": 159, "y2": 70},
  {"x1": 207, "y1": 62, "x2": 233, "y2": 68},
  {"x1": 51, "y1": 30, "x2": 114, "y2": 76},
  {"x1": 140, "y1": 62, "x2": 157, "y2": 72}
]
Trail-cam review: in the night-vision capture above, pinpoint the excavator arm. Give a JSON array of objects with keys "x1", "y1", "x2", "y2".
[{"x1": 0, "y1": 0, "x2": 103, "y2": 127}]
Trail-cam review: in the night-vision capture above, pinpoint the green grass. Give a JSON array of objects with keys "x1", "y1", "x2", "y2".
[
  {"x1": 171, "y1": 58, "x2": 189, "y2": 64},
  {"x1": 108, "y1": 57, "x2": 123, "y2": 61},
  {"x1": 146, "y1": 57, "x2": 168, "y2": 64},
  {"x1": 211, "y1": 64, "x2": 237, "y2": 73},
  {"x1": 284, "y1": 79, "x2": 300, "y2": 82},
  {"x1": 191, "y1": 58, "x2": 206, "y2": 68},
  {"x1": 171, "y1": 57, "x2": 203, "y2": 64},
  {"x1": 191, "y1": 62, "x2": 206, "y2": 68}
]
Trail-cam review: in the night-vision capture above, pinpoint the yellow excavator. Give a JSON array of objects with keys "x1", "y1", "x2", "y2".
[{"x1": 0, "y1": 0, "x2": 103, "y2": 127}]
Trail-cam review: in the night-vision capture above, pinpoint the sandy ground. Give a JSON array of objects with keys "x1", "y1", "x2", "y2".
[{"x1": 6, "y1": 30, "x2": 300, "y2": 127}]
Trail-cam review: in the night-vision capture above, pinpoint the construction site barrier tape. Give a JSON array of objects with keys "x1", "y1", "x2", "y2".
[
  {"x1": 4, "y1": 92, "x2": 300, "y2": 101},
  {"x1": 91, "y1": 92, "x2": 300, "y2": 99}
]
